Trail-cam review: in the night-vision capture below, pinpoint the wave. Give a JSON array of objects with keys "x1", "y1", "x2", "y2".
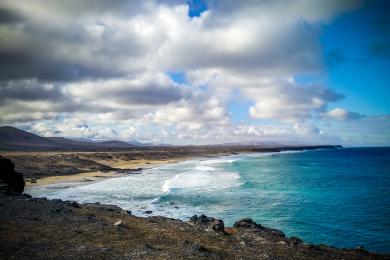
[
  {"x1": 162, "y1": 169, "x2": 241, "y2": 193},
  {"x1": 198, "y1": 158, "x2": 238, "y2": 165}
]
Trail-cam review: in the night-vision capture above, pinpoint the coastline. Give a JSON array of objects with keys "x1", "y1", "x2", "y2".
[
  {"x1": 1, "y1": 147, "x2": 389, "y2": 259},
  {"x1": 25, "y1": 156, "x2": 195, "y2": 187}
]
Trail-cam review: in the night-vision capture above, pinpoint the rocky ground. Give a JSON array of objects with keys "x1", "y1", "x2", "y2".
[{"x1": 0, "y1": 190, "x2": 388, "y2": 259}]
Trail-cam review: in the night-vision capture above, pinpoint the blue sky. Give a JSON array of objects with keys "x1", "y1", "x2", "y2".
[
  {"x1": 322, "y1": 0, "x2": 390, "y2": 115},
  {"x1": 0, "y1": 0, "x2": 388, "y2": 146}
]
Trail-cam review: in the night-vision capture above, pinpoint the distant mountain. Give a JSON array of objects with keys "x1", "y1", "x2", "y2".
[
  {"x1": 97, "y1": 140, "x2": 135, "y2": 148},
  {"x1": 0, "y1": 126, "x2": 55, "y2": 149},
  {"x1": 0, "y1": 126, "x2": 140, "y2": 151},
  {"x1": 217, "y1": 141, "x2": 284, "y2": 147},
  {"x1": 127, "y1": 140, "x2": 156, "y2": 146}
]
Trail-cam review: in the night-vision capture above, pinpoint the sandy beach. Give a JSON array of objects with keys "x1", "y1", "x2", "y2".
[{"x1": 24, "y1": 157, "x2": 192, "y2": 187}]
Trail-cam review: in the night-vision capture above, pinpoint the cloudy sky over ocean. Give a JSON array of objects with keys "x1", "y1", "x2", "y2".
[{"x1": 0, "y1": 0, "x2": 389, "y2": 145}]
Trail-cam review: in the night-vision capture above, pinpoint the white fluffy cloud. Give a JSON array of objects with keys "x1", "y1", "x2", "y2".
[{"x1": 326, "y1": 108, "x2": 364, "y2": 121}]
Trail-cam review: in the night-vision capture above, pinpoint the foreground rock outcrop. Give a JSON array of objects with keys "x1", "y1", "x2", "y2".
[
  {"x1": 0, "y1": 155, "x2": 25, "y2": 193},
  {"x1": 190, "y1": 214, "x2": 226, "y2": 233},
  {"x1": 0, "y1": 191, "x2": 387, "y2": 259}
]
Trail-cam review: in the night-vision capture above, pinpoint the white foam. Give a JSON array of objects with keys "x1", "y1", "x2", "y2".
[
  {"x1": 162, "y1": 170, "x2": 241, "y2": 193},
  {"x1": 194, "y1": 165, "x2": 215, "y2": 171},
  {"x1": 199, "y1": 158, "x2": 238, "y2": 165},
  {"x1": 26, "y1": 153, "x2": 244, "y2": 219}
]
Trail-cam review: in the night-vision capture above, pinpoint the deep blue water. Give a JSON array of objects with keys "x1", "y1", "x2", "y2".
[
  {"x1": 27, "y1": 147, "x2": 390, "y2": 253},
  {"x1": 221, "y1": 147, "x2": 390, "y2": 253}
]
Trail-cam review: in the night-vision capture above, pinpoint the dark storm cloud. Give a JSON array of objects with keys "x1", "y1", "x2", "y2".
[
  {"x1": 0, "y1": 1, "x2": 149, "y2": 82},
  {"x1": 0, "y1": 79, "x2": 92, "y2": 116},
  {"x1": 0, "y1": 50, "x2": 125, "y2": 82},
  {"x1": 0, "y1": 80, "x2": 64, "y2": 101},
  {"x1": 112, "y1": 85, "x2": 189, "y2": 105},
  {"x1": 0, "y1": 7, "x2": 23, "y2": 24}
]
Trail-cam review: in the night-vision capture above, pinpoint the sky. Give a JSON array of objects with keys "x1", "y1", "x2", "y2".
[{"x1": 0, "y1": 0, "x2": 389, "y2": 146}]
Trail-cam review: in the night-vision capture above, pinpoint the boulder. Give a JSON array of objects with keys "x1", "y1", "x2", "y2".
[
  {"x1": 234, "y1": 218, "x2": 285, "y2": 237},
  {"x1": 189, "y1": 215, "x2": 225, "y2": 233},
  {"x1": 0, "y1": 156, "x2": 25, "y2": 193},
  {"x1": 233, "y1": 218, "x2": 262, "y2": 229}
]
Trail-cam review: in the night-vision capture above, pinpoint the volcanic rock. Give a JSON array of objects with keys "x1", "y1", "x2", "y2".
[
  {"x1": 189, "y1": 214, "x2": 225, "y2": 233},
  {"x1": 0, "y1": 156, "x2": 25, "y2": 193}
]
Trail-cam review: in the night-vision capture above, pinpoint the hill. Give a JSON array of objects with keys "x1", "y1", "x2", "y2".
[{"x1": 0, "y1": 126, "x2": 138, "y2": 151}]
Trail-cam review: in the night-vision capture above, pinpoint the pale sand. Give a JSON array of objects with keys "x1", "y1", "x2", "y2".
[
  {"x1": 96, "y1": 158, "x2": 186, "y2": 169},
  {"x1": 25, "y1": 157, "x2": 193, "y2": 187},
  {"x1": 25, "y1": 171, "x2": 122, "y2": 186}
]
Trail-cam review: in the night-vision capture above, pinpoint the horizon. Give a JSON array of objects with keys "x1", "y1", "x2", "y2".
[
  {"x1": 0, "y1": 1, "x2": 389, "y2": 146},
  {"x1": 3, "y1": 125, "x2": 390, "y2": 148}
]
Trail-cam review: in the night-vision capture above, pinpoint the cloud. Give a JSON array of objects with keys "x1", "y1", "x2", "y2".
[
  {"x1": 0, "y1": 0, "x2": 378, "y2": 145},
  {"x1": 326, "y1": 107, "x2": 364, "y2": 121},
  {"x1": 66, "y1": 73, "x2": 189, "y2": 105},
  {"x1": 190, "y1": 71, "x2": 344, "y2": 122},
  {"x1": 0, "y1": 0, "x2": 361, "y2": 82},
  {"x1": 294, "y1": 122, "x2": 321, "y2": 135},
  {"x1": 0, "y1": 79, "x2": 64, "y2": 102},
  {"x1": 248, "y1": 83, "x2": 344, "y2": 122},
  {"x1": 321, "y1": 115, "x2": 390, "y2": 146},
  {"x1": 145, "y1": 94, "x2": 229, "y2": 130},
  {"x1": 29, "y1": 119, "x2": 140, "y2": 140}
]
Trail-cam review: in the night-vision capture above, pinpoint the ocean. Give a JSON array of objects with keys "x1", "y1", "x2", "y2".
[{"x1": 26, "y1": 147, "x2": 390, "y2": 253}]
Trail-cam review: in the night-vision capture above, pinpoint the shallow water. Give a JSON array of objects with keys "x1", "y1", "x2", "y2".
[{"x1": 26, "y1": 147, "x2": 390, "y2": 253}]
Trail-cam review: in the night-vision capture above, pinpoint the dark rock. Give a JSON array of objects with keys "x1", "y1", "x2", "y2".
[
  {"x1": 142, "y1": 244, "x2": 155, "y2": 251},
  {"x1": 0, "y1": 156, "x2": 25, "y2": 193},
  {"x1": 234, "y1": 218, "x2": 285, "y2": 237},
  {"x1": 98, "y1": 204, "x2": 121, "y2": 212},
  {"x1": 189, "y1": 215, "x2": 225, "y2": 233},
  {"x1": 269, "y1": 228, "x2": 285, "y2": 237},
  {"x1": 51, "y1": 208, "x2": 62, "y2": 213},
  {"x1": 145, "y1": 210, "x2": 153, "y2": 214},
  {"x1": 86, "y1": 214, "x2": 96, "y2": 221},
  {"x1": 355, "y1": 246, "x2": 369, "y2": 253},
  {"x1": 69, "y1": 201, "x2": 80, "y2": 208},
  {"x1": 181, "y1": 240, "x2": 222, "y2": 258},
  {"x1": 290, "y1": 236, "x2": 303, "y2": 245},
  {"x1": 233, "y1": 218, "x2": 262, "y2": 229}
]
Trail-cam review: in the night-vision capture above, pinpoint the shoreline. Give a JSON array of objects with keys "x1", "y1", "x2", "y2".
[
  {"x1": 24, "y1": 156, "x2": 196, "y2": 187},
  {"x1": 23, "y1": 150, "x2": 267, "y2": 188},
  {"x1": 22, "y1": 148, "x2": 317, "y2": 187}
]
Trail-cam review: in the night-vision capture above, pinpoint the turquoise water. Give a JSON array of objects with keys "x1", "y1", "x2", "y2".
[{"x1": 26, "y1": 147, "x2": 390, "y2": 253}]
